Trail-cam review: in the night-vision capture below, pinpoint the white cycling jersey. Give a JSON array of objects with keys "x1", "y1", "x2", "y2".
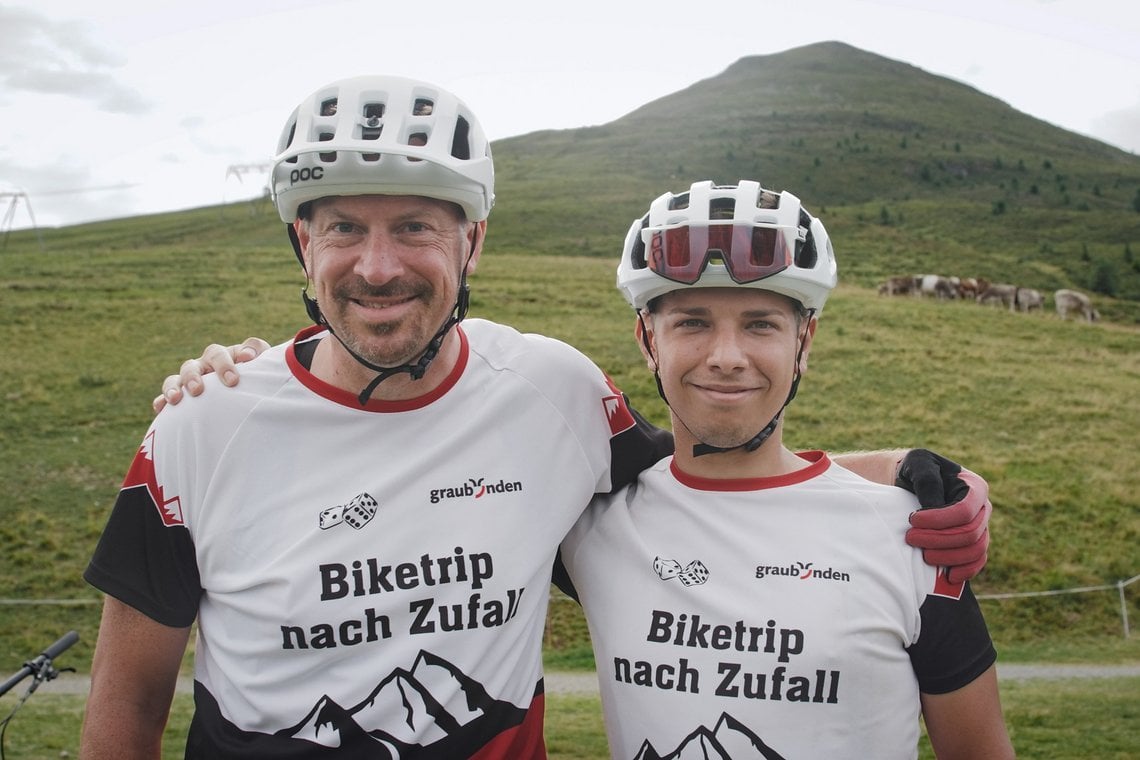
[{"x1": 87, "y1": 319, "x2": 668, "y2": 759}]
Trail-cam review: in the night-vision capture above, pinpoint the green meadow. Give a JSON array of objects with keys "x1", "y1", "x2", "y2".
[{"x1": 1, "y1": 204, "x2": 1137, "y2": 756}]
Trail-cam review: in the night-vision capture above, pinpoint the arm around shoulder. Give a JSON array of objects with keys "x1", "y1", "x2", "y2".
[
  {"x1": 830, "y1": 448, "x2": 907, "y2": 484},
  {"x1": 920, "y1": 664, "x2": 1015, "y2": 759},
  {"x1": 80, "y1": 596, "x2": 192, "y2": 760},
  {"x1": 153, "y1": 337, "x2": 271, "y2": 413}
]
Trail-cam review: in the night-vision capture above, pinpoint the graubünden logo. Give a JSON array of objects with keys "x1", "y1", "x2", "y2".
[
  {"x1": 755, "y1": 560, "x2": 851, "y2": 583},
  {"x1": 429, "y1": 477, "x2": 523, "y2": 505}
]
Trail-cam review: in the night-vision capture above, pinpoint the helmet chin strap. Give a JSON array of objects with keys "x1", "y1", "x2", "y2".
[
  {"x1": 638, "y1": 309, "x2": 814, "y2": 459},
  {"x1": 294, "y1": 223, "x2": 478, "y2": 406}
]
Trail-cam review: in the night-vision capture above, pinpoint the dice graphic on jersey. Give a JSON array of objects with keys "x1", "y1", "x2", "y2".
[
  {"x1": 654, "y1": 557, "x2": 683, "y2": 581},
  {"x1": 318, "y1": 493, "x2": 378, "y2": 530},
  {"x1": 654, "y1": 556, "x2": 709, "y2": 586},
  {"x1": 343, "y1": 493, "x2": 378, "y2": 529},
  {"x1": 678, "y1": 560, "x2": 710, "y2": 586},
  {"x1": 319, "y1": 506, "x2": 344, "y2": 530}
]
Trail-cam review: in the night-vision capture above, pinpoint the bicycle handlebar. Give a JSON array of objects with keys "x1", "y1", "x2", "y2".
[
  {"x1": 0, "y1": 631, "x2": 79, "y2": 697},
  {"x1": 40, "y1": 631, "x2": 79, "y2": 661}
]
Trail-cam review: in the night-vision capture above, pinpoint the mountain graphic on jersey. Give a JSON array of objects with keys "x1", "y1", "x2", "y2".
[
  {"x1": 633, "y1": 712, "x2": 786, "y2": 760},
  {"x1": 192, "y1": 650, "x2": 534, "y2": 757}
]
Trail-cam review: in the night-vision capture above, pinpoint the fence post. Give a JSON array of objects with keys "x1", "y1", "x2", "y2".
[{"x1": 1119, "y1": 580, "x2": 1131, "y2": 639}]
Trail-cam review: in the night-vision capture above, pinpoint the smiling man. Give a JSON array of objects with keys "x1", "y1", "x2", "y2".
[
  {"x1": 81, "y1": 75, "x2": 679, "y2": 759},
  {"x1": 295, "y1": 194, "x2": 478, "y2": 400},
  {"x1": 559, "y1": 180, "x2": 1015, "y2": 758}
]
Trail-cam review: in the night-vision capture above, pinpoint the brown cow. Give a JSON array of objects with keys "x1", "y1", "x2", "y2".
[
  {"x1": 878, "y1": 276, "x2": 915, "y2": 296},
  {"x1": 956, "y1": 277, "x2": 980, "y2": 299}
]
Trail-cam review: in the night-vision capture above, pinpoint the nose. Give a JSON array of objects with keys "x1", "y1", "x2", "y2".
[
  {"x1": 354, "y1": 231, "x2": 406, "y2": 284},
  {"x1": 705, "y1": 326, "x2": 748, "y2": 371}
]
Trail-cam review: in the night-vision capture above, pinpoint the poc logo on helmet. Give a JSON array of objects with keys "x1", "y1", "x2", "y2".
[{"x1": 289, "y1": 167, "x2": 324, "y2": 185}]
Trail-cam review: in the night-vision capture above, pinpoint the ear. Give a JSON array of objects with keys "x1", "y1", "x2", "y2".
[
  {"x1": 464, "y1": 220, "x2": 486, "y2": 275},
  {"x1": 796, "y1": 316, "x2": 819, "y2": 374},
  {"x1": 635, "y1": 312, "x2": 659, "y2": 371}
]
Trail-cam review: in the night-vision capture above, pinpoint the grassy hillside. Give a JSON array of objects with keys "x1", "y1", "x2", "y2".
[{"x1": 1, "y1": 217, "x2": 1138, "y2": 674}]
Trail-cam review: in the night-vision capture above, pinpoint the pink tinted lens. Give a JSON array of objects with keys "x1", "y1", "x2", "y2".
[
  {"x1": 724, "y1": 226, "x2": 789, "y2": 282},
  {"x1": 647, "y1": 224, "x2": 791, "y2": 284},
  {"x1": 649, "y1": 227, "x2": 704, "y2": 283}
]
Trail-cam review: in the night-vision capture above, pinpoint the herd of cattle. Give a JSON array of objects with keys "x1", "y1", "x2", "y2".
[{"x1": 878, "y1": 275, "x2": 1100, "y2": 322}]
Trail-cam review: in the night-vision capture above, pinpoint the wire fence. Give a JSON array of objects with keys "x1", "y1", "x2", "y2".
[
  {"x1": 547, "y1": 573, "x2": 1140, "y2": 639},
  {"x1": 5, "y1": 573, "x2": 1138, "y2": 637},
  {"x1": 976, "y1": 573, "x2": 1139, "y2": 638}
]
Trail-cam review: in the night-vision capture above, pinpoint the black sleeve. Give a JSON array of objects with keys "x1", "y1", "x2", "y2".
[
  {"x1": 608, "y1": 397, "x2": 673, "y2": 493},
  {"x1": 84, "y1": 484, "x2": 202, "y2": 628},
  {"x1": 907, "y1": 583, "x2": 997, "y2": 694},
  {"x1": 551, "y1": 549, "x2": 579, "y2": 602},
  {"x1": 556, "y1": 398, "x2": 672, "y2": 604}
]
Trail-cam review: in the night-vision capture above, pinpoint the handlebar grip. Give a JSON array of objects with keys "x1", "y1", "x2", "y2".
[{"x1": 42, "y1": 631, "x2": 79, "y2": 660}]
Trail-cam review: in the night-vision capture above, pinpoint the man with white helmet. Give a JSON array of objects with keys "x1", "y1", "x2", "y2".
[
  {"x1": 559, "y1": 180, "x2": 1014, "y2": 758},
  {"x1": 82, "y1": 75, "x2": 672, "y2": 759},
  {"x1": 83, "y1": 76, "x2": 991, "y2": 759}
]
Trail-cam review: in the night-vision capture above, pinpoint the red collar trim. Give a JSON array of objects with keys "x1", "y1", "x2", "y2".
[
  {"x1": 670, "y1": 450, "x2": 830, "y2": 492},
  {"x1": 285, "y1": 324, "x2": 469, "y2": 412}
]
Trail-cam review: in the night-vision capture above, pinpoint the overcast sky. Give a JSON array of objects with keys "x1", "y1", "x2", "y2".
[{"x1": 2, "y1": 0, "x2": 1138, "y2": 230}]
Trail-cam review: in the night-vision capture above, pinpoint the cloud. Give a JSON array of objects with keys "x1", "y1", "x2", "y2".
[
  {"x1": 0, "y1": 5, "x2": 150, "y2": 114},
  {"x1": 1091, "y1": 105, "x2": 1140, "y2": 154}
]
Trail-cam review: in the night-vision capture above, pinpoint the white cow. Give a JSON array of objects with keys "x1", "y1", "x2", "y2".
[
  {"x1": 1054, "y1": 289, "x2": 1099, "y2": 322},
  {"x1": 1015, "y1": 288, "x2": 1045, "y2": 313},
  {"x1": 917, "y1": 274, "x2": 957, "y2": 299},
  {"x1": 977, "y1": 283, "x2": 1018, "y2": 311}
]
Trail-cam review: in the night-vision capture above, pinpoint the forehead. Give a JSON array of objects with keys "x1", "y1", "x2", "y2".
[
  {"x1": 310, "y1": 194, "x2": 464, "y2": 221},
  {"x1": 656, "y1": 287, "x2": 799, "y2": 314}
]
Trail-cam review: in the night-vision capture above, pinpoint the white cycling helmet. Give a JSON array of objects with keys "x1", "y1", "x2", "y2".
[
  {"x1": 617, "y1": 180, "x2": 837, "y2": 312},
  {"x1": 271, "y1": 75, "x2": 495, "y2": 223}
]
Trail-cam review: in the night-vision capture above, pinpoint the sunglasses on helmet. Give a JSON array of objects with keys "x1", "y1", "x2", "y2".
[{"x1": 642, "y1": 222, "x2": 795, "y2": 285}]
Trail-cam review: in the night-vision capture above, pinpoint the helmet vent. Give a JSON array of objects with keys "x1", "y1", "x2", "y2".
[
  {"x1": 407, "y1": 132, "x2": 428, "y2": 162},
  {"x1": 413, "y1": 98, "x2": 434, "y2": 116},
  {"x1": 795, "y1": 209, "x2": 818, "y2": 268},
  {"x1": 361, "y1": 102, "x2": 384, "y2": 140},
  {"x1": 284, "y1": 122, "x2": 298, "y2": 163},
  {"x1": 709, "y1": 198, "x2": 735, "y2": 220},
  {"x1": 318, "y1": 131, "x2": 336, "y2": 163},
  {"x1": 451, "y1": 117, "x2": 471, "y2": 160},
  {"x1": 320, "y1": 98, "x2": 338, "y2": 116},
  {"x1": 632, "y1": 217, "x2": 650, "y2": 269},
  {"x1": 667, "y1": 192, "x2": 690, "y2": 211}
]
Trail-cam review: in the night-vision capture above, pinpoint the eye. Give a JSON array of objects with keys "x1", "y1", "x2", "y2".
[{"x1": 330, "y1": 221, "x2": 357, "y2": 234}]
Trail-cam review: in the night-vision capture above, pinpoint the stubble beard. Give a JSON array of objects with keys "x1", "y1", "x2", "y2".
[{"x1": 327, "y1": 278, "x2": 446, "y2": 368}]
